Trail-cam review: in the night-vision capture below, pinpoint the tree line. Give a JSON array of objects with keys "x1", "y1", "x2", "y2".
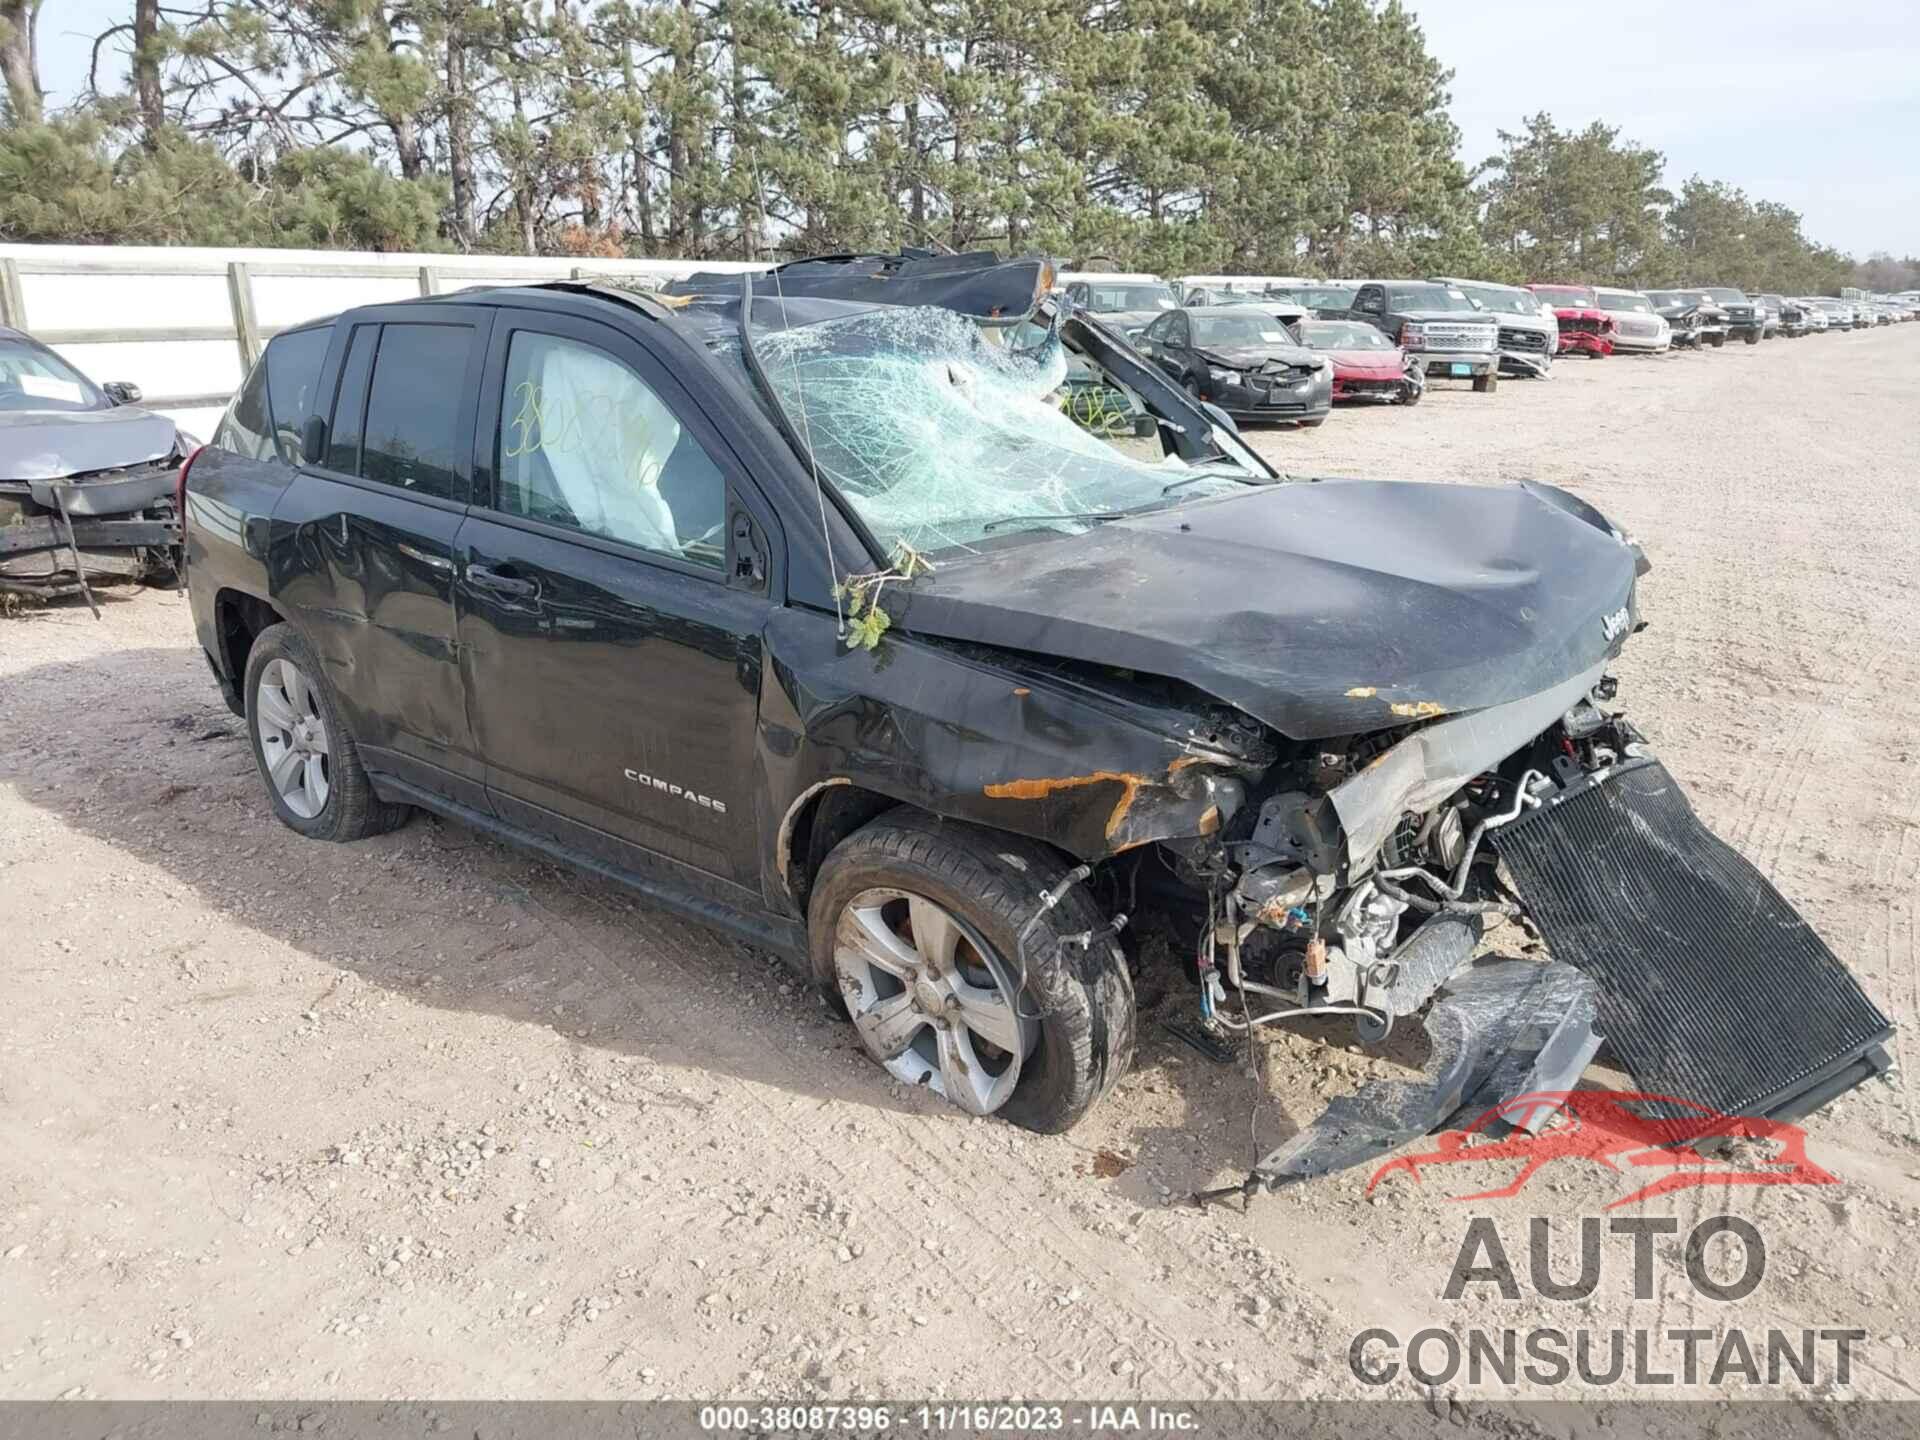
[{"x1": 0, "y1": 0, "x2": 1900, "y2": 296}]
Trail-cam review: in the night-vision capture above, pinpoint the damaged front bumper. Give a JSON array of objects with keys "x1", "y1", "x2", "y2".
[{"x1": 1217, "y1": 732, "x2": 1894, "y2": 1198}]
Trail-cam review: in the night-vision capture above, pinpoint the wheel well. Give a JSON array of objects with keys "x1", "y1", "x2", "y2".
[
  {"x1": 783, "y1": 782, "x2": 912, "y2": 913},
  {"x1": 215, "y1": 589, "x2": 284, "y2": 699}
]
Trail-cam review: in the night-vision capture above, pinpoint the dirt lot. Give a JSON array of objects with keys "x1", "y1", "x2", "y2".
[{"x1": 3, "y1": 329, "x2": 1918, "y2": 1408}]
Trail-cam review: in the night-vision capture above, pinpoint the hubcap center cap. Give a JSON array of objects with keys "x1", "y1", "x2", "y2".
[{"x1": 911, "y1": 977, "x2": 946, "y2": 1015}]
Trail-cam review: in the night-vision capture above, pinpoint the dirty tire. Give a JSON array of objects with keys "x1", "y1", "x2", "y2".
[
  {"x1": 1299, "y1": 416, "x2": 1326, "y2": 428},
  {"x1": 1744, "y1": 329, "x2": 1761, "y2": 345},
  {"x1": 808, "y1": 811, "x2": 1135, "y2": 1133},
  {"x1": 1401, "y1": 382, "x2": 1423, "y2": 406},
  {"x1": 243, "y1": 622, "x2": 410, "y2": 842},
  {"x1": 1183, "y1": 376, "x2": 1202, "y2": 403},
  {"x1": 1473, "y1": 370, "x2": 1499, "y2": 394},
  {"x1": 1710, "y1": 333, "x2": 1726, "y2": 348}
]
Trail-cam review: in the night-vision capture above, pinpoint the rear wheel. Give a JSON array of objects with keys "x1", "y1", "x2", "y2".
[
  {"x1": 809, "y1": 813, "x2": 1134, "y2": 1132},
  {"x1": 244, "y1": 623, "x2": 410, "y2": 842},
  {"x1": 1709, "y1": 333, "x2": 1726, "y2": 348}
]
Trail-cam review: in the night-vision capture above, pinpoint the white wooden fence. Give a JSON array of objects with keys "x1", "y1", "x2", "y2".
[{"x1": 0, "y1": 243, "x2": 763, "y2": 437}]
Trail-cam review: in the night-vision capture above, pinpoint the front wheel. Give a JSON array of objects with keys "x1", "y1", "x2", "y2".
[
  {"x1": 1299, "y1": 416, "x2": 1326, "y2": 428},
  {"x1": 1400, "y1": 382, "x2": 1423, "y2": 406},
  {"x1": 809, "y1": 813, "x2": 1134, "y2": 1132},
  {"x1": 1744, "y1": 329, "x2": 1761, "y2": 345},
  {"x1": 1472, "y1": 370, "x2": 1498, "y2": 394},
  {"x1": 1709, "y1": 333, "x2": 1726, "y2": 348}
]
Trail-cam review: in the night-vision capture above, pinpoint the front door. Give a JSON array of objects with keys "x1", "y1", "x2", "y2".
[
  {"x1": 453, "y1": 308, "x2": 775, "y2": 897},
  {"x1": 270, "y1": 307, "x2": 493, "y2": 809}
]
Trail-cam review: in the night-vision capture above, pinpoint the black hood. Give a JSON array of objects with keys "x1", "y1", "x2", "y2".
[
  {"x1": 894, "y1": 479, "x2": 1640, "y2": 740},
  {"x1": 0, "y1": 406, "x2": 180, "y2": 481},
  {"x1": 1194, "y1": 343, "x2": 1320, "y2": 371}
]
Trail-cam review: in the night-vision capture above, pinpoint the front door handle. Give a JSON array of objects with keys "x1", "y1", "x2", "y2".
[{"x1": 466, "y1": 563, "x2": 537, "y2": 597}]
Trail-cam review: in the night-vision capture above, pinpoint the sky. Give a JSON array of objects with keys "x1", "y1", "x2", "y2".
[{"x1": 31, "y1": 0, "x2": 1920, "y2": 260}]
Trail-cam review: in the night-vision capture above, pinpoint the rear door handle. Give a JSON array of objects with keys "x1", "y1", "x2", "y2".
[{"x1": 466, "y1": 563, "x2": 538, "y2": 597}]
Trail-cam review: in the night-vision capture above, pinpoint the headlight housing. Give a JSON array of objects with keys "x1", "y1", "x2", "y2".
[{"x1": 1208, "y1": 367, "x2": 1243, "y2": 386}]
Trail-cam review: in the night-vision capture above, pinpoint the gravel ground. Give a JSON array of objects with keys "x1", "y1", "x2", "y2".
[{"x1": 2, "y1": 327, "x2": 1917, "y2": 1408}]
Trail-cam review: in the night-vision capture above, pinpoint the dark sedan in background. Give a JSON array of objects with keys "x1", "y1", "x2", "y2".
[
  {"x1": 1137, "y1": 305, "x2": 1332, "y2": 424},
  {"x1": 1060, "y1": 277, "x2": 1182, "y2": 339}
]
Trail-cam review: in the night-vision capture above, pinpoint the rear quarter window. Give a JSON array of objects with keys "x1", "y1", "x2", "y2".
[
  {"x1": 215, "y1": 356, "x2": 274, "y2": 462},
  {"x1": 263, "y1": 326, "x2": 331, "y2": 464}
]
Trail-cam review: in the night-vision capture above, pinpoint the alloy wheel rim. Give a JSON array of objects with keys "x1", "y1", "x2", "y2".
[
  {"x1": 833, "y1": 888, "x2": 1035, "y2": 1115},
  {"x1": 255, "y1": 658, "x2": 331, "y2": 819}
]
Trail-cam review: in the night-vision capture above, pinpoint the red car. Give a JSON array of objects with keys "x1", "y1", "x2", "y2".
[
  {"x1": 1526, "y1": 283, "x2": 1616, "y2": 357},
  {"x1": 1296, "y1": 318, "x2": 1420, "y2": 404}
]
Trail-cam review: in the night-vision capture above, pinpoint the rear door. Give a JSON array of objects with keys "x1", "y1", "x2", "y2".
[
  {"x1": 269, "y1": 304, "x2": 494, "y2": 809},
  {"x1": 453, "y1": 306, "x2": 778, "y2": 894}
]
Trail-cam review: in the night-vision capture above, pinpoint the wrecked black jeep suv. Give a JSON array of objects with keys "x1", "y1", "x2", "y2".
[{"x1": 183, "y1": 252, "x2": 1891, "y2": 1184}]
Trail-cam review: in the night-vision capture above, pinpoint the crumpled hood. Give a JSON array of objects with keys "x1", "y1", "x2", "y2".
[
  {"x1": 895, "y1": 479, "x2": 1640, "y2": 741},
  {"x1": 0, "y1": 407, "x2": 179, "y2": 481},
  {"x1": 1194, "y1": 343, "x2": 1320, "y2": 372}
]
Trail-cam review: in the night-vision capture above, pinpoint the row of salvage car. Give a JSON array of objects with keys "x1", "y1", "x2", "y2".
[
  {"x1": 3, "y1": 250, "x2": 1908, "y2": 1210},
  {"x1": 1057, "y1": 273, "x2": 1920, "y2": 424}
]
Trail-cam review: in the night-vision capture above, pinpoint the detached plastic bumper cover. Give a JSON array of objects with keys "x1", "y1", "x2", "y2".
[{"x1": 1494, "y1": 756, "x2": 1894, "y2": 1120}]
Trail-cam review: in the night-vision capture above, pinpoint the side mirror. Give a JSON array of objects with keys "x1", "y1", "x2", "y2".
[
  {"x1": 301, "y1": 414, "x2": 329, "y2": 466},
  {"x1": 103, "y1": 381, "x2": 143, "y2": 405}
]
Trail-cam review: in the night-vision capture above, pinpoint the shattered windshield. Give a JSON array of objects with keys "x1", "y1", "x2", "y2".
[{"x1": 746, "y1": 305, "x2": 1257, "y2": 554}]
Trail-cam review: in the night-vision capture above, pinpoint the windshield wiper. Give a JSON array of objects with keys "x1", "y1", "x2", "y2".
[
  {"x1": 981, "y1": 510, "x2": 1126, "y2": 533},
  {"x1": 1161, "y1": 469, "x2": 1270, "y2": 496}
]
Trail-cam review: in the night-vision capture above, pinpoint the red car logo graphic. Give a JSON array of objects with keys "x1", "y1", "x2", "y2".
[{"x1": 1368, "y1": 1091, "x2": 1838, "y2": 1208}]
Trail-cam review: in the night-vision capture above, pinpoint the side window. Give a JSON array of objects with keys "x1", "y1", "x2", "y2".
[
  {"x1": 1170, "y1": 313, "x2": 1191, "y2": 346},
  {"x1": 326, "y1": 325, "x2": 377, "y2": 473},
  {"x1": 359, "y1": 323, "x2": 475, "y2": 502},
  {"x1": 1067, "y1": 284, "x2": 1087, "y2": 304},
  {"x1": 262, "y1": 326, "x2": 330, "y2": 465},
  {"x1": 216, "y1": 354, "x2": 273, "y2": 462},
  {"x1": 1360, "y1": 288, "x2": 1384, "y2": 313},
  {"x1": 495, "y1": 330, "x2": 726, "y2": 569},
  {"x1": 1143, "y1": 314, "x2": 1170, "y2": 342}
]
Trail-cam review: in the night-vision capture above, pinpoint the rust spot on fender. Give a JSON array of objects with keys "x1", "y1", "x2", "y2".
[
  {"x1": 1346, "y1": 686, "x2": 1379, "y2": 699},
  {"x1": 1389, "y1": 700, "x2": 1448, "y2": 720},
  {"x1": 985, "y1": 770, "x2": 1148, "y2": 841}
]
